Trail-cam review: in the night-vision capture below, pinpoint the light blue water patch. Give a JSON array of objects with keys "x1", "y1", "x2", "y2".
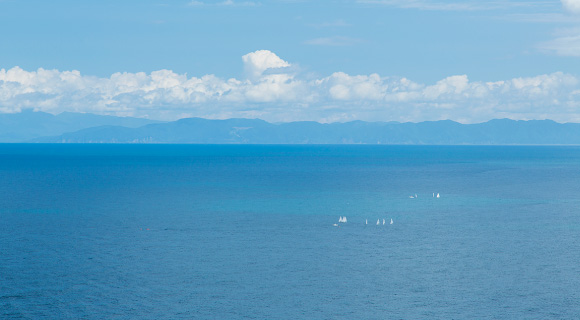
[{"x1": 1, "y1": 145, "x2": 580, "y2": 319}]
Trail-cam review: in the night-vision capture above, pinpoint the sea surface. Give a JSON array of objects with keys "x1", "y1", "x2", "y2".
[{"x1": 1, "y1": 144, "x2": 580, "y2": 319}]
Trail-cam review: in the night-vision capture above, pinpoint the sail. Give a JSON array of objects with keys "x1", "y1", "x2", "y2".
[{"x1": 390, "y1": 218, "x2": 393, "y2": 224}]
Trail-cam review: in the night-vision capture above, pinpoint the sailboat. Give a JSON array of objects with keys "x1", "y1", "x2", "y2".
[
  {"x1": 343, "y1": 216, "x2": 347, "y2": 223},
  {"x1": 339, "y1": 216, "x2": 343, "y2": 223},
  {"x1": 365, "y1": 219, "x2": 368, "y2": 225},
  {"x1": 436, "y1": 193, "x2": 440, "y2": 198},
  {"x1": 390, "y1": 218, "x2": 393, "y2": 225},
  {"x1": 376, "y1": 219, "x2": 380, "y2": 225},
  {"x1": 383, "y1": 219, "x2": 385, "y2": 225}
]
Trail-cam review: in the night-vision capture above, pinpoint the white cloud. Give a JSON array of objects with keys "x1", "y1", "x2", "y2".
[
  {"x1": 529, "y1": 2, "x2": 580, "y2": 58},
  {"x1": 423, "y1": 75, "x2": 470, "y2": 100},
  {"x1": 562, "y1": 0, "x2": 580, "y2": 14},
  {"x1": 242, "y1": 50, "x2": 291, "y2": 79},
  {"x1": 1, "y1": 51, "x2": 580, "y2": 123},
  {"x1": 317, "y1": 72, "x2": 388, "y2": 100},
  {"x1": 538, "y1": 28, "x2": 580, "y2": 56}
]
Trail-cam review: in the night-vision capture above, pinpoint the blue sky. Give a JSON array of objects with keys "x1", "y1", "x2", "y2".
[{"x1": 1, "y1": 0, "x2": 580, "y2": 123}]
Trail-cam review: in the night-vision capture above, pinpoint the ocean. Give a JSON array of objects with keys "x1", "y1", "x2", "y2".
[{"x1": 1, "y1": 144, "x2": 579, "y2": 319}]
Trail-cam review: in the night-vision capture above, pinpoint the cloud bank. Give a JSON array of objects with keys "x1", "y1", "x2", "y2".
[{"x1": 1, "y1": 50, "x2": 579, "y2": 123}]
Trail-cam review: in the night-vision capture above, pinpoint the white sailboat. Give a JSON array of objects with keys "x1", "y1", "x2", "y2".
[
  {"x1": 339, "y1": 216, "x2": 343, "y2": 223},
  {"x1": 365, "y1": 219, "x2": 368, "y2": 225},
  {"x1": 390, "y1": 218, "x2": 393, "y2": 225},
  {"x1": 343, "y1": 216, "x2": 347, "y2": 223},
  {"x1": 436, "y1": 193, "x2": 440, "y2": 198},
  {"x1": 376, "y1": 219, "x2": 380, "y2": 225}
]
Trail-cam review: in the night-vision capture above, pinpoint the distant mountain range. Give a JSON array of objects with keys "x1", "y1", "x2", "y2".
[
  {"x1": 1, "y1": 110, "x2": 580, "y2": 144},
  {"x1": 0, "y1": 110, "x2": 160, "y2": 142}
]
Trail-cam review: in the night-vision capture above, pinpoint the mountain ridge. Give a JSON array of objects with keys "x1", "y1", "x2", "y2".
[
  {"x1": 26, "y1": 116, "x2": 580, "y2": 145},
  {"x1": 0, "y1": 110, "x2": 161, "y2": 142}
]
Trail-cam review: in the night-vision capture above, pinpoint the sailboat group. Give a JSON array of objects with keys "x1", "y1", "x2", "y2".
[
  {"x1": 369, "y1": 218, "x2": 393, "y2": 226},
  {"x1": 338, "y1": 216, "x2": 347, "y2": 223}
]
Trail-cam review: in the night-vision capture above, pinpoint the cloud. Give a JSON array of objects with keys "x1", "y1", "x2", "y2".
[
  {"x1": 241, "y1": 50, "x2": 291, "y2": 79},
  {"x1": 1, "y1": 51, "x2": 580, "y2": 123},
  {"x1": 526, "y1": 1, "x2": 580, "y2": 58},
  {"x1": 304, "y1": 36, "x2": 364, "y2": 46},
  {"x1": 562, "y1": 0, "x2": 580, "y2": 14},
  {"x1": 538, "y1": 28, "x2": 580, "y2": 56},
  {"x1": 317, "y1": 72, "x2": 389, "y2": 100}
]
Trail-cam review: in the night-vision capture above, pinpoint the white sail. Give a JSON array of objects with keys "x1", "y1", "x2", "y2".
[
  {"x1": 376, "y1": 219, "x2": 380, "y2": 225},
  {"x1": 383, "y1": 219, "x2": 385, "y2": 225},
  {"x1": 365, "y1": 219, "x2": 368, "y2": 225},
  {"x1": 344, "y1": 216, "x2": 347, "y2": 223},
  {"x1": 390, "y1": 218, "x2": 393, "y2": 225},
  {"x1": 339, "y1": 216, "x2": 343, "y2": 223},
  {"x1": 436, "y1": 193, "x2": 440, "y2": 198}
]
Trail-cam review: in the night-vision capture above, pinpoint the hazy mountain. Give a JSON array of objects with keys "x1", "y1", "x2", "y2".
[
  {"x1": 30, "y1": 117, "x2": 580, "y2": 145},
  {"x1": 0, "y1": 110, "x2": 161, "y2": 142}
]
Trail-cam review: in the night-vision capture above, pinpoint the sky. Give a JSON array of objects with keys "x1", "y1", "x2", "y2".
[{"x1": 1, "y1": 0, "x2": 580, "y2": 123}]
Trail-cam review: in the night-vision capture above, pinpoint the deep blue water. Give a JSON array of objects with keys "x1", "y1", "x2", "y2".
[{"x1": 1, "y1": 144, "x2": 580, "y2": 319}]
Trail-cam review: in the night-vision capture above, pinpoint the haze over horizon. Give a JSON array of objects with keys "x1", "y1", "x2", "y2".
[{"x1": 1, "y1": 0, "x2": 580, "y2": 124}]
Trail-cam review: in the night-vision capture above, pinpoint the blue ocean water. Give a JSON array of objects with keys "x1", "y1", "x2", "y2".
[{"x1": 1, "y1": 144, "x2": 580, "y2": 319}]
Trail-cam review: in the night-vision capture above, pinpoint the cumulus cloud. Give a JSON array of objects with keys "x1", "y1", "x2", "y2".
[
  {"x1": 1, "y1": 50, "x2": 580, "y2": 123},
  {"x1": 242, "y1": 50, "x2": 291, "y2": 79}
]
